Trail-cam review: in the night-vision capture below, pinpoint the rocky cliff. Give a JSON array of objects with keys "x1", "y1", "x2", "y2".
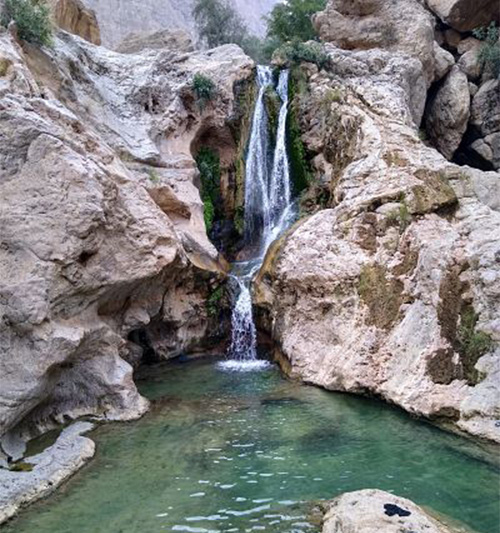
[
  {"x1": 255, "y1": 0, "x2": 500, "y2": 443},
  {"x1": 80, "y1": 0, "x2": 279, "y2": 49},
  {"x1": 0, "y1": 24, "x2": 254, "y2": 451}
]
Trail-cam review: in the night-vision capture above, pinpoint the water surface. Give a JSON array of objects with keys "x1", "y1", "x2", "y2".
[{"x1": 5, "y1": 358, "x2": 499, "y2": 533}]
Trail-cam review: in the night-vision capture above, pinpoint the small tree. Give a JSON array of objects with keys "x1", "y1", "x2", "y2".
[
  {"x1": 193, "y1": 0, "x2": 248, "y2": 49},
  {"x1": 473, "y1": 22, "x2": 500, "y2": 79},
  {"x1": 266, "y1": 0, "x2": 326, "y2": 45},
  {"x1": 191, "y1": 73, "x2": 216, "y2": 110},
  {"x1": 1, "y1": 0, "x2": 52, "y2": 46}
]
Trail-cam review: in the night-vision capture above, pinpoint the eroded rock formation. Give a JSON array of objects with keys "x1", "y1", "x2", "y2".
[
  {"x1": 0, "y1": 26, "x2": 253, "y2": 449},
  {"x1": 256, "y1": 2, "x2": 500, "y2": 443}
]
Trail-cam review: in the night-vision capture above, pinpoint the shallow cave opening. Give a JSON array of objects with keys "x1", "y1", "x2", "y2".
[
  {"x1": 128, "y1": 328, "x2": 157, "y2": 365},
  {"x1": 191, "y1": 123, "x2": 246, "y2": 258}
]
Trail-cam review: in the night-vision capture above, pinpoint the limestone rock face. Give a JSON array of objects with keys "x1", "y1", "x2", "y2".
[
  {"x1": 80, "y1": 0, "x2": 279, "y2": 48},
  {"x1": 254, "y1": 45, "x2": 500, "y2": 443},
  {"x1": 322, "y1": 490, "x2": 461, "y2": 533},
  {"x1": 426, "y1": 66, "x2": 471, "y2": 160},
  {"x1": 426, "y1": 0, "x2": 500, "y2": 32},
  {"x1": 47, "y1": 0, "x2": 101, "y2": 44},
  {"x1": 0, "y1": 29, "x2": 253, "y2": 441},
  {"x1": 116, "y1": 28, "x2": 194, "y2": 54},
  {"x1": 313, "y1": 0, "x2": 437, "y2": 85}
]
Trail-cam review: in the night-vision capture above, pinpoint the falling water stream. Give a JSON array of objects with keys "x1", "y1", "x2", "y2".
[{"x1": 221, "y1": 66, "x2": 295, "y2": 370}]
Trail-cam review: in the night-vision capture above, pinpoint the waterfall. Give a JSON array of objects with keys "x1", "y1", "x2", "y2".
[
  {"x1": 220, "y1": 67, "x2": 294, "y2": 371},
  {"x1": 243, "y1": 66, "x2": 273, "y2": 245}
]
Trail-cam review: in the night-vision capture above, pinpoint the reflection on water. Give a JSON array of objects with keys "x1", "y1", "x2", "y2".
[{"x1": 5, "y1": 358, "x2": 499, "y2": 533}]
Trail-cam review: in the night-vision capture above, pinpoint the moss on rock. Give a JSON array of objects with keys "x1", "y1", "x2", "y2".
[{"x1": 358, "y1": 263, "x2": 404, "y2": 330}]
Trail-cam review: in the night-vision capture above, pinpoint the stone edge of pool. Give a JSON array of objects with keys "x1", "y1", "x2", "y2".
[{"x1": 0, "y1": 422, "x2": 95, "y2": 525}]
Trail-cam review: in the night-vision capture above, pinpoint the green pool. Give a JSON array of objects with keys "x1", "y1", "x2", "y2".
[{"x1": 4, "y1": 358, "x2": 499, "y2": 533}]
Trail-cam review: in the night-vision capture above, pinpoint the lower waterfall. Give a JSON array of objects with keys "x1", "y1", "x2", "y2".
[{"x1": 221, "y1": 66, "x2": 295, "y2": 370}]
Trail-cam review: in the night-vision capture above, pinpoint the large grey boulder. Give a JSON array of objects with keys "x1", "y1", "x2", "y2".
[
  {"x1": 426, "y1": 66, "x2": 471, "y2": 160},
  {"x1": 323, "y1": 490, "x2": 462, "y2": 533},
  {"x1": 313, "y1": 0, "x2": 437, "y2": 85}
]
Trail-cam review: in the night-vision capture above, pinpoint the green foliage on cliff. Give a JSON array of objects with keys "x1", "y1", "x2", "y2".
[
  {"x1": 191, "y1": 73, "x2": 216, "y2": 111},
  {"x1": 196, "y1": 147, "x2": 221, "y2": 232},
  {"x1": 207, "y1": 285, "x2": 224, "y2": 317},
  {"x1": 274, "y1": 41, "x2": 330, "y2": 69},
  {"x1": 1, "y1": 0, "x2": 52, "y2": 46},
  {"x1": 266, "y1": 0, "x2": 326, "y2": 44},
  {"x1": 286, "y1": 68, "x2": 312, "y2": 195},
  {"x1": 457, "y1": 308, "x2": 493, "y2": 384},
  {"x1": 473, "y1": 22, "x2": 500, "y2": 79}
]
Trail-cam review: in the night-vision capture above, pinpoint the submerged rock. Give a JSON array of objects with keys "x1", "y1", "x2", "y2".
[{"x1": 322, "y1": 490, "x2": 463, "y2": 533}]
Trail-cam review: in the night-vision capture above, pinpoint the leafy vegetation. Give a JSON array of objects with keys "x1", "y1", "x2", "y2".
[
  {"x1": 1, "y1": 0, "x2": 52, "y2": 46},
  {"x1": 191, "y1": 73, "x2": 216, "y2": 111},
  {"x1": 287, "y1": 67, "x2": 313, "y2": 195},
  {"x1": 274, "y1": 41, "x2": 330, "y2": 69},
  {"x1": 473, "y1": 22, "x2": 500, "y2": 78},
  {"x1": 193, "y1": 0, "x2": 247, "y2": 48},
  {"x1": 196, "y1": 147, "x2": 221, "y2": 232},
  {"x1": 266, "y1": 0, "x2": 326, "y2": 44},
  {"x1": 207, "y1": 285, "x2": 224, "y2": 317},
  {"x1": 192, "y1": 0, "x2": 327, "y2": 63},
  {"x1": 457, "y1": 308, "x2": 493, "y2": 384}
]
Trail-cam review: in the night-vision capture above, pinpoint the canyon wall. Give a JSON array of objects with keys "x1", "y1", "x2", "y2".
[
  {"x1": 255, "y1": 0, "x2": 500, "y2": 443},
  {"x1": 80, "y1": 0, "x2": 279, "y2": 48},
  {"x1": 0, "y1": 25, "x2": 254, "y2": 450}
]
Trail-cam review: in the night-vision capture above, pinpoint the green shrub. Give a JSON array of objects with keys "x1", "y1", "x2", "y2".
[
  {"x1": 196, "y1": 147, "x2": 221, "y2": 232},
  {"x1": 473, "y1": 22, "x2": 500, "y2": 79},
  {"x1": 1, "y1": 0, "x2": 52, "y2": 46},
  {"x1": 275, "y1": 41, "x2": 330, "y2": 69},
  {"x1": 207, "y1": 285, "x2": 224, "y2": 316},
  {"x1": 191, "y1": 73, "x2": 216, "y2": 110}
]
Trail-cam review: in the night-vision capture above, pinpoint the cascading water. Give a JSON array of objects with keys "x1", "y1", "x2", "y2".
[{"x1": 220, "y1": 66, "x2": 294, "y2": 371}]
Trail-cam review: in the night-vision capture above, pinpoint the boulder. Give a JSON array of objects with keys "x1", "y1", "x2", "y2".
[
  {"x1": 313, "y1": 0, "x2": 437, "y2": 85},
  {"x1": 47, "y1": 0, "x2": 101, "y2": 44},
  {"x1": 426, "y1": 66, "x2": 471, "y2": 159},
  {"x1": 323, "y1": 490, "x2": 462, "y2": 533},
  {"x1": 426, "y1": 0, "x2": 500, "y2": 32},
  {"x1": 434, "y1": 42, "x2": 455, "y2": 81},
  {"x1": 469, "y1": 79, "x2": 500, "y2": 169}
]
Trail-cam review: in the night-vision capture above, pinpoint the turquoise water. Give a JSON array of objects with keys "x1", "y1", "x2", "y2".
[{"x1": 4, "y1": 358, "x2": 499, "y2": 533}]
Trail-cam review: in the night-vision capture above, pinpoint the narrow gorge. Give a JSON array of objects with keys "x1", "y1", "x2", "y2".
[{"x1": 0, "y1": 0, "x2": 499, "y2": 532}]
